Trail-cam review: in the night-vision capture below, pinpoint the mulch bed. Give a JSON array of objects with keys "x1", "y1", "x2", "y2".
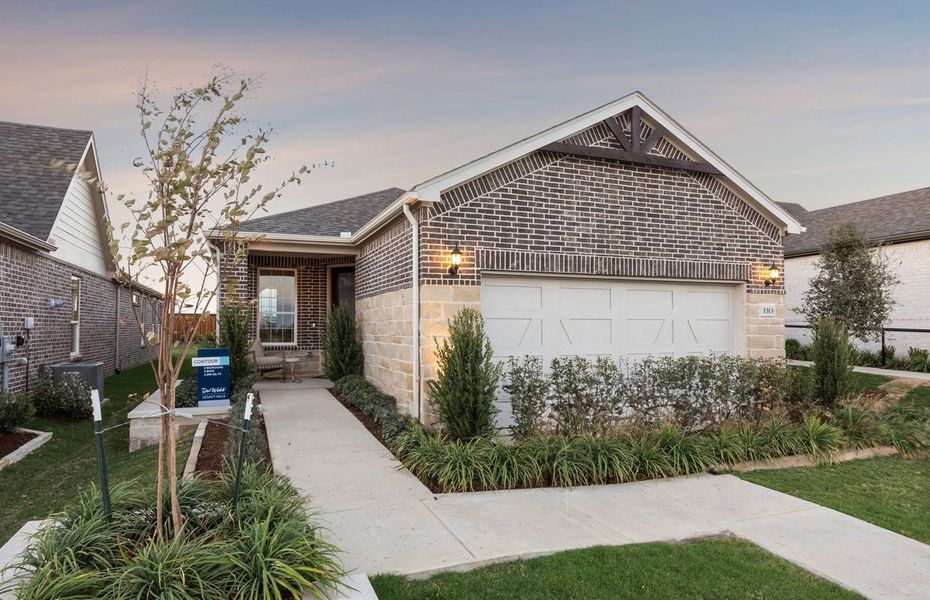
[
  {"x1": 331, "y1": 391, "x2": 390, "y2": 450},
  {"x1": 0, "y1": 430, "x2": 39, "y2": 458},
  {"x1": 194, "y1": 418, "x2": 273, "y2": 479}
]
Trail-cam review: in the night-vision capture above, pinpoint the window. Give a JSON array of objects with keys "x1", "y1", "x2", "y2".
[
  {"x1": 330, "y1": 266, "x2": 356, "y2": 315},
  {"x1": 69, "y1": 276, "x2": 81, "y2": 356},
  {"x1": 258, "y1": 268, "x2": 296, "y2": 344}
]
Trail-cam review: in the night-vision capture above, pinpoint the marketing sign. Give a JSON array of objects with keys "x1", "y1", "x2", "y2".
[{"x1": 195, "y1": 347, "x2": 231, "y2": 407}]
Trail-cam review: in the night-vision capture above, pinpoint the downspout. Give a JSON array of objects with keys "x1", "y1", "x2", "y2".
[
  {"x1": 114, "y1": 287, "x2": 121, "y2": 373},
  {"x1": 401, "y1": 203, "x2": 421, "y2": 421}
]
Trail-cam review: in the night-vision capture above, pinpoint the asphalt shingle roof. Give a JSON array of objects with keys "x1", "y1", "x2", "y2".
[
  {"x1": 783, "y1": 186, "x2": 930, "y2": 256},
  {"x1": 0, "y1": 121, "x2": 92, "y2": 241},
  {"x1": 237, "y1": 187, "x2": 406, "y2": 237}
]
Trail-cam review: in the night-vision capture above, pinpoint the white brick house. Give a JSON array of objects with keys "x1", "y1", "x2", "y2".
[{"x1": 782, "y1": 187, "x2": 930, "y2": 352}]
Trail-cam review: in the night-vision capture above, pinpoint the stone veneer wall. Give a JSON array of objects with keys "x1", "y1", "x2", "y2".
[
  {"x1": 0, "y1": 238, "x2": 160, "y2": 394},
  {"x1": 356, "y1": 287, "x2": 414, "y2": 412}
]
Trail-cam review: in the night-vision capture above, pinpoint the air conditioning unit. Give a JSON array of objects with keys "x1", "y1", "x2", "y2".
[{"x1": 52, "y1": 361, "x2": 105, "y2": 398}]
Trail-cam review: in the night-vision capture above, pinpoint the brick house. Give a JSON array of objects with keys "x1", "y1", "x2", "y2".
[
  {"x1": 213, "y1": 92, "x2": 803, "y2": 423},
  {"x1": 783, "y1": 187, "x2": 930, "y2": 351},
  {"x1": 0, "y1": 121, "x2": 161, "y2": 394}
]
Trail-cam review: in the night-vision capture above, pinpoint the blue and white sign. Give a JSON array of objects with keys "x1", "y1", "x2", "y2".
[{"x1": 195, "y1": 347, "x2": 231, "y2": 407}]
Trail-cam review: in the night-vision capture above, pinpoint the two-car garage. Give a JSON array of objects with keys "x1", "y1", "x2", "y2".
[{"x1": 481, "y1": 274, "x2": 745, "y2": 421}]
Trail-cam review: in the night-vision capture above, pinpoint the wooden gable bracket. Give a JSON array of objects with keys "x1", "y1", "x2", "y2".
[{"x1": 541, "y1": 107, "x2": 722, "y2": 176}]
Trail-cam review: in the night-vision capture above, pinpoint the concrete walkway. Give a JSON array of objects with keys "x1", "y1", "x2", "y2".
[
  {"x1": 261, "y1": 384, "x2": 930, "y2": 600},
  {"x1": 789, "y1": 359, "x2": 930, "y2": 382}
]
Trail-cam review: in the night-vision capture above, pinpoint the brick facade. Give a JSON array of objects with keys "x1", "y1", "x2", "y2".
[{"x1": 0, "y1": 238, "x2": 159, "y2": 394}]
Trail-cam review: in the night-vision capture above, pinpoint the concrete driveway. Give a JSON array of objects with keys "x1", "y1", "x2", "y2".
[{"x1": 260, "y1": 382, "x2": 930, "y2": 600}]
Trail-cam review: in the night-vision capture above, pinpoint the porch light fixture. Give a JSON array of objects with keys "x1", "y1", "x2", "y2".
[
  {"x1": 448, "y1": 243, "x2": 462, "y2": 276},
  {"x1": 764, "y1": 263, "x2": 780, "y2": 287}
]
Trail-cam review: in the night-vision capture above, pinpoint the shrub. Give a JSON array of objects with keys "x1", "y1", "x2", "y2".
[
  {"x1": 427, "y1": 307, "x2": 501, "y2": 440},
  {"x1": 784, "y1": 338, "x2": 809, "y2": 360},
  {"x1": 0, "y1": 391, "x2": 33, "y2": 433},
  {"x1": 218, "y1": 302, "x2": 253, "y2": 382},
  {"x1": 906, "y1": 347, "x2": 930, "y2": 373},
  {"x1": 333, "y1": 375, "x2": 415, "y2": 446},
  {"x1": 14, "y1": 468, "x2": 345, "y2": 599},
  {"x1": 322, "y1": 301, "x2": 363, "y2": 382},
  {"x1": 504, "y1": 356, "x2": 548, "y2": 438},
  {"x1": 56, "y1": 373, "x2": 93, "y2": 419},
  {"x1": 809, "y1": 316, "x2": 852, "y2": 407},
  {"x1": 224, "y1": 394, "x2": 268, "y2": 468},
  {"x1": 174, "y1": 377, "x2": 199, "y2": 409},
  {"x1": 30, "y1": 368, "x2": 59, "y2": 417}
]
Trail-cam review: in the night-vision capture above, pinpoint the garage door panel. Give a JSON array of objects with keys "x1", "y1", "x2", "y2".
[
  {"x1": 485, "y1": 317, "x2": 541, "y2": 354},
  {"x1": 688, "y1": 318, "x2": 732, "y2": 347},
  {"x1": 686, "y1": 290, "x2": 732, "y2": 317},
  {"x1": 559, "y1": 286, "x2": 612, "y2": 314},
  {"x1": 627, "y1": 288, "x2": 674, "y2": 314},
  {"x1": 560, "y1": 318, "x2": 613, "y2": 347},
  {"x1": 481, "y1": 283, "x2": 542, "y2": 314}
]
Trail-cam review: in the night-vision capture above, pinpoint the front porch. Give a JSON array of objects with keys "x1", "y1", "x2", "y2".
[{"x1": 226, "y1": 249, "x2": 358, "y2": 378}]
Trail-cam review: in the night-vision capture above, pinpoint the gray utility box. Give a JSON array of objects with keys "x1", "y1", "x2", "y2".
[{"x1": 52, "y1": 361, "x2": 105, "y2": 398}]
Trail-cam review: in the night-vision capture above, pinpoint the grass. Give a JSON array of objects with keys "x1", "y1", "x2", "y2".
[
  {"x1": 0, "y1": 348, "x2": 195, "y2": 545},
  {"x1": 371, "y1": 538, "x2": 862, "y2": 600},
  {"x1": 847, "y1": 371, "x2": 893, "y2": 393},
  {"x1": 739, "y1": 456, "x2": 930, "y2": 544}
]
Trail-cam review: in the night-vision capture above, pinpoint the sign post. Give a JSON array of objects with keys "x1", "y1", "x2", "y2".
[
  {"x1": 231, "y1": 393, "x2": 254, "y2": 513},
  {"x1": 193, "y1": 347, "x2": 231, "y2": 407},
  {"x1": 91, "y1": 389, "x2": 112, "y2": 521}
]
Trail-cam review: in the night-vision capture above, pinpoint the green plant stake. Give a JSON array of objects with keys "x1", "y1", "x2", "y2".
[
  {"x1": 231, "y1": 392, "x2": 254, "y2": 513},
  {"x1": 90, "y1": 389, "x2": 112, "y2": 521}
]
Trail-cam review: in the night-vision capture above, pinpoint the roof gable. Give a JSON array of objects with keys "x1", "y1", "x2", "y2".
[
  {"x1": 412, "y1": 92, "x2": 803, "y2": 235},
  {"x1": 0, "y1": 121, "x2": 93, "y2": 241}
]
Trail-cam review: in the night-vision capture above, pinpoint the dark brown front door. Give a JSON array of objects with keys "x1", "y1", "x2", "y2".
[{"x1": 330, "y1": 266, "x2": 356, "y2": 314}]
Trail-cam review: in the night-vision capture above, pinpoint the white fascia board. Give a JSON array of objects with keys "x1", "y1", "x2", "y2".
[
  {"x1": 0, "y1": 221, "x2": 57, "y2": 252},
  {"x1": 411, "y1": 91, "x2": 804, "y2": 235}
]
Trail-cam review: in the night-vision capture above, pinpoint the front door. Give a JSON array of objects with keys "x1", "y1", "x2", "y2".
[{"x1": 330, "y1": 266, "x2": 356, "y2": 314}]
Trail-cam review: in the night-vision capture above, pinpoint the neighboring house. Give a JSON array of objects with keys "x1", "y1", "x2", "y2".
[
  {"x1": 0, "y1": 121, "x2": 161, "y2": 394},
  {"x1": 213, "y1": 92, "x2": 803, "y2": 423},
  {"x1": 783, "y1": 186, "x2": 930, "y2": 351}
]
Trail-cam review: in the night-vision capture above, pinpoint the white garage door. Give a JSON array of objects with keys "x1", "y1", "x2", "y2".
[{"x1": 481, "y1": 275, "x2": 742, "y2": 424}]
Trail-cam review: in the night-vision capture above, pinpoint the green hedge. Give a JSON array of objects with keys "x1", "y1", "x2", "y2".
[
  {"x1": 333, "y1": 375, "x2": 416, "y2": 446},
  {"x1": 786, "y1": 339, "x2": 930, "y2": 373},
  {"x1": 0, "y1": 391, "x2": 32, "y2": 433}
]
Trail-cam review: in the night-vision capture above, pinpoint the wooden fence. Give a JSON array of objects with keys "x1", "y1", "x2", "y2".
[{"x1": 173, "y1": 313, "x2": 217, "y2": 340}]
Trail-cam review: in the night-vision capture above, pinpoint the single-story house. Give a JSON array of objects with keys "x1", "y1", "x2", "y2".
[
  {"x1": 783, "y1": 186, "x2": 930, "y2": 351},
  {"x1": 213, "y1": 91, "x2": 803, "y2": 423},
  {"x1": 0, "y1": 121, "x2": 161, "y2": 394}
]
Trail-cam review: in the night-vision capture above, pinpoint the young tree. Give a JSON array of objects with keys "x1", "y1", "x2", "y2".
[
  {"x1": 99, "y1": 73, "x2": 318, "y2": 536},
  {"x1": 428, "y1": 307, "x2": 501, "y2": 440},
  {"x1": 322, "y1": 301, "x2": 364, "y2": 382},
  {"x1": 800, "y1": 222, "x2": 897, "y2": 341},
  {"x1": 809, "y1": 316, "x2": 852, "y2": 407}
]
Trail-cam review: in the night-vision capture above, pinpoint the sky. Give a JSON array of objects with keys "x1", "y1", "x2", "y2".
[{"x1": 3, "y1": 0, "x2": 930, "y2": 226}]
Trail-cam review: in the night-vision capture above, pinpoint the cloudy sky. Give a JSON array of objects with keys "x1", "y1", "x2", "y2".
[{"x1": 4, "y1": 0, "x2": 930, "y2": 223}]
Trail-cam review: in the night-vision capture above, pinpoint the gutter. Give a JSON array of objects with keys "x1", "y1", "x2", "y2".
[
  {"x1": 401, "y1": 202, "x2": 421, "y2": 421},
  {"x1": 0, "y1": 222, "x2": 56, "y2": 252}
]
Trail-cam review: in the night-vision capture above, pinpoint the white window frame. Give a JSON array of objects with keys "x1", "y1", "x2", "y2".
[
  {"x1": 69, "y1": 276, "x2": 81, "y2": 357},
  {"x1": 257, "y1": 267, "x2": 298, "y2": 346}
]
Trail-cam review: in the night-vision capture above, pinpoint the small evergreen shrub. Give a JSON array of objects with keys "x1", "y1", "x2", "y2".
[
  {"x1": 0, "y1": 391, "x2": 33, "y2": 432},
  {"x1": 906, "y1": 347, "x2": 930, "y2": 372},
  {"x1": 809, "y1": 316, "x2": 852, "y2": 407},
  {"x1": 504, "y1": 356, "x2": 549, "y2": 438},
  {"x1": 218, "y1": 302, "x2": 252, "y2": 382},
  {"x1": 30, "y1": 368, "x2": 59, "y2": 417},
  {"x1": 427, "y1": 307, "x2": 502, "y2": 441},
  {"x1": 174, "y1": 377, "x2": 199, "y2": 409},
  {"x1": 322, "y1": 301, "x2": 363, "y2": 382},
  {"x1": 333, "y1": 375, "x2": 416, "y2": 446},
  {"x1": 784, "y1": 338, "x2": 808, "y2": 360}
]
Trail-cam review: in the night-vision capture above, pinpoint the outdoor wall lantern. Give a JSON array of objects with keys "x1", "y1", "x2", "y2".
[
  {"x1": 764, "y1": 263, "x2": 781, "y2": 287},
  {"x1": 448, "y1": 243, "x2": 463, "y2": 276}
]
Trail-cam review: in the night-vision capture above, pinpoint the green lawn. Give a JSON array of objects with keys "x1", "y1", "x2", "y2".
[
  {"x1": 847, "y1": 370, "x2": 893, "y2": 393},
  {"x1": 0, "y1": 350, "x2": 195, "y2": 544},
  {"x1": 371, "y1": 538, "x2": 861, "y2": 600},
  {"x1": 740, "y1": 456, "x2": 930, "y2": 544}
]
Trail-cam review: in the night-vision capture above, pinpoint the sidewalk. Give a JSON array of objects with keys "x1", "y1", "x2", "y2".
[
  {"x1": 788, "y1": 359, "x2": 930, "y2": 382},
  {"x1": 261, "y1": 385, "x2": 930, "y2": 600}
]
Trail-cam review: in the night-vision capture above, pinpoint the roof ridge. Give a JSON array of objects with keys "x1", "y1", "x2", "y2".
[
  {"x1": 242, "y1": 187, "x2": 405, "y2": 225},
  {"x1": 804, "y1": 184, "x2": 930, "y2": 215},
  {"x1": 0, "y1": 120, "x2": 93, "y2": 136}
]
